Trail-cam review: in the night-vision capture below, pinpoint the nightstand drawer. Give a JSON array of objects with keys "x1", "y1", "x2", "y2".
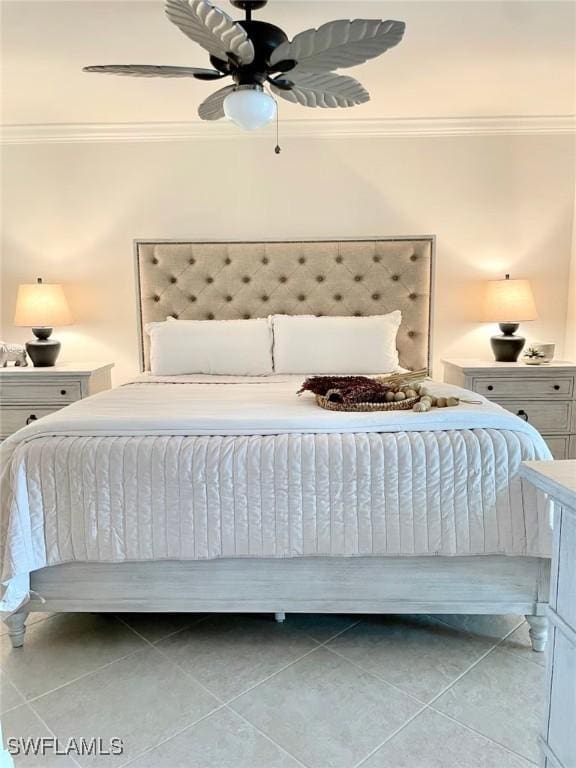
[
  {"x1": 473, "y1": 376, "x2": 573, "y2": 399},
  {"x1": 1, "y1": 406, "x2": 62, "y2": 437},
  {"x1": 499, "y1": 400, "x2": 571, "y2": 433},
  {"x1": 0, "y1": 381, "x2": 82, "y2": 405}
]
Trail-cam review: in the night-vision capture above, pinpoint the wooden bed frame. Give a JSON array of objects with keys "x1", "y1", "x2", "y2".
[{"x1": 3, "y1": 237, "x2": 550, "y2": 651}]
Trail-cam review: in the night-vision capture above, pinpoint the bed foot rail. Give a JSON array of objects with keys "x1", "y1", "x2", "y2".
[
  {"x1": 274, "y1": 612, "x2": 286, "y2": 624},
  {"x1": 4, "y1": 610, "x2": 28, "y2": 648},
  {"x1": 526, "y1": 614, "x2": 548, "y2": 653}
]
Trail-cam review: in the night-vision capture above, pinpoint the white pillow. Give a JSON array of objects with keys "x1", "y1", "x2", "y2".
[
  {"x1": 145, "y1": 318, "x2": 273, "y2": 376},
  {"x1": 272, "y1": 312, "x2": 402, "y2": 374}
]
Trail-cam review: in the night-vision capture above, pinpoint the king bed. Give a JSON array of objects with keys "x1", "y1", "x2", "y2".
[{"x1": 0, "y1": 237, "x2": 552, "y2": 651}]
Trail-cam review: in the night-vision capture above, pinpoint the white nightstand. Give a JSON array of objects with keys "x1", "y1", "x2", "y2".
[
  {"x1": 0, "y1": 363, "x2": 113, "y2": 440},
  {"x1": 443, "y1": 359, "x2": 576, "y2": 460}
]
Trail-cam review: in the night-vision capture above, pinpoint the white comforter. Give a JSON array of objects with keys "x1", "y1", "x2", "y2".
[{"x1": 0, "y1": 375, "x2": 552, "y2": 612}]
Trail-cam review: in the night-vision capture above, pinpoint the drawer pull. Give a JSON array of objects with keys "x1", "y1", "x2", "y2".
[
  {"x1": 26, "y1": 414, "x2": 38, "y2": 425},
  {"x1": 60, "y1": 389, "x2": 67, "y2": 395},
  {"x1": 517, "y1": 409, "x2": 529, "y2": 422},
  {"x1": 486, "y1": 385, "x2": 494, "y2": 391},
  {"x1": 553, "y1": 385, "x2": 560, "y2": 391}
]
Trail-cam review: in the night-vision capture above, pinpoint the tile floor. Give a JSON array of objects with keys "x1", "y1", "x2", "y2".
[{"x1": 0, "y1": 612, "x2": 546, "y2": 768}]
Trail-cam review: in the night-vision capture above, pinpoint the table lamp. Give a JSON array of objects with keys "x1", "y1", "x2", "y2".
[
  {"x1": 481, "y1": 274, "x2": 538, "y2": 362},
  {"x1": 14, "y1": 278, "x2": 72, "y2": 366}
]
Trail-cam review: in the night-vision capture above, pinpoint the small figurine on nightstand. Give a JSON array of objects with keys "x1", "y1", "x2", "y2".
[
  {"x1": 0, "y1": 341, "x2": 28, "y2": 367},
  {"x1": 523, "y1": 346, "x2": 546, "y2": 365}
]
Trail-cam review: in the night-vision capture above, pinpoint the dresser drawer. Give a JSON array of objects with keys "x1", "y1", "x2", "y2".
[
  {"x1": 546, "y1": 628, "x2": 576, "y2": 768},
  {"x1": 498, "y1": 400, "x2": 571, "y2": 433},
  {"x1": 554, "y1": 507, "x2": 576, "y2": 629},
  {"x1": 544, "y1": 436, "x2": 570, "y2": 460},
  {"x1": 0, "y1": 381, "x2": 82, "y2": 405},
  {"x1": 0, "y1": 406, "x2": 62, "y2": 437},
  {"x1": 473, "y1": 376, "x2": 573, "y2": 399}
]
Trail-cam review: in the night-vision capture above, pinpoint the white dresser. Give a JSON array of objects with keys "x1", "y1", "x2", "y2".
[
  {"x1": 443, "y1": 360, "x2": 576, "y2": 460},
  {"x1": 520, "y1": 461, "x2": 576, "y2": 768},
  {"x1": 0, "y1": 363, "x2": 113, "y2": 440}
]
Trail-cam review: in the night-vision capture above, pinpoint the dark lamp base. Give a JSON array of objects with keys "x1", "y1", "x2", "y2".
[
  {"x1": 26, "y1": 328, "x2": 61, "y2": 367},
  {"x1": 490, "y1": 323, "x2": 526, "y2": 363}
]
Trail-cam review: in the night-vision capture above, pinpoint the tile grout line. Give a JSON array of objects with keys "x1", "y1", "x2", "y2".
[
  {"x1": 337, "y1": 619, "x2": 534, "y2": 768},
  {"x1": 21, "y1": 644, "x2": 150, "y2": 707},
  {"x1": 222, "y1": 703, "x2": 311, "y2": 768},
  {"x1": 419, "y1": 618, "x2": 526, "y2": 709},
  {"x1": 323, "y1": 645, "x2": 431, "y2": 708},
  {"x1": 497, "y1": 644, "x2": 546, "y2": 669},
  {"x1": 418, "y1": 620, "x2": 543, "y2": 766},
  {"x1": 221, "y1": 619, "x2": 364, "y2": 708},
  {"x1": 115, "y1": 615, "x2": 312, "y2": 768},
  {"x1": 352, "y1": 703, "x2": 429, "y2": 768},
  {"x1": 425, "y1": 706, "x2": 540, "y2": 766},
  {"x1": 115, "y1": 616, "x2": 230, "y2": 706},
  {"x1": 2, "y1": 614, "x2": 156, "y2": 708},
  {"x1": 118, "y1": 703, "x2": 230, "y2": 768}
]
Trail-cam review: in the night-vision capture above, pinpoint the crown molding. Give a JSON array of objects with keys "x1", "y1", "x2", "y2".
[{"x1": 2, "y1": 115, "x2": 574, "y2": 145}]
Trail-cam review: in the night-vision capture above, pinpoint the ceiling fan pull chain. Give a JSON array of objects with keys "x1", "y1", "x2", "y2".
[{"x1": 274, "y1": 97, "x2": 281, "y2": 155}]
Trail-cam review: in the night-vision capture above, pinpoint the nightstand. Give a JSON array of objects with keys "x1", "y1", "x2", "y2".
[
  {"x1": 443, "y1": 359, "x2": 576, "y2": 460},
  {"x1": 0, "y1": 363, "x2": 113, "y2": 440}
]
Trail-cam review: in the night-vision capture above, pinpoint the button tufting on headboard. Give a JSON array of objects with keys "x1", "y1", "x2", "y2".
[{"x1": 135, "y1": 238, "x2": 434, "y2": 373}]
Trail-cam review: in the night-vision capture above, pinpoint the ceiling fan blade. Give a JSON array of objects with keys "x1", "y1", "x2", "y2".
[
  {"x1": 270, "y1": 19, "x2": 405, "y2": 74},
  {"x1": 83, "y1": 64, "x2": 224, "y2": 79},
  {"x1": 198, "y1": 84, "x2": 235, "y2": 120},
  {"x1": 270, "y1": 72, "x2": 369, "y2": 108},
  {"x1": 165, "y1": 0, "x2": 255, "y2": 65}
]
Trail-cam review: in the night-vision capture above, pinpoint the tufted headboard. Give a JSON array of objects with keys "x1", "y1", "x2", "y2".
[{"x1": 134, "y1": 237, "x2": 435, "y2": 373}]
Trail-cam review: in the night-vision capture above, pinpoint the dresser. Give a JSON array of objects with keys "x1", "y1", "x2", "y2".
[
  {"x1": 0, "y1": 363, "x2": 113, "y2": 440},
  {"x1": 520, "y1": 461, "x2": 576, "y2": 768},
  {"x1": 443, "y1": 360, "x2": 576, "y2": 460}
]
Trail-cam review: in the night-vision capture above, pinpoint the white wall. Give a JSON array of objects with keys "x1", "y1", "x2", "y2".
[{"x1": 2, "y1": 133, "x2": 574, "y2": 384}]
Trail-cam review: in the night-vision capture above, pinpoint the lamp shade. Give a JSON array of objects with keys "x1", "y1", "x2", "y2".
[
  {"x1": 223, "y1": 86, "x2": 276, "y2": 131},
  {"x1": 481, "y1": 275, "x2": 538, "y2": 323},
  {"x1": 14, "y1": 279, "x2": 72, "y2": 327}
]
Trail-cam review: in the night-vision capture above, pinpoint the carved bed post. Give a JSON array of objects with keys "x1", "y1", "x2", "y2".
[
  {"x1": 526, "y1": 614, "x2": 548, "y2": 652},
  {"x1": 4, "y1": 610, "x2": 29, "y2": 648}
]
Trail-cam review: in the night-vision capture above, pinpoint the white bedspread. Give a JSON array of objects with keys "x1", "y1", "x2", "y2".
[{"x1": 0, "y1": 376, "x2": 552, "y2": 612}]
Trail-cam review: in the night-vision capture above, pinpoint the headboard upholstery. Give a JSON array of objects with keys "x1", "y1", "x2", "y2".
[{"x1": 135, "y1": 237, "x2": 434, "y2": 372}]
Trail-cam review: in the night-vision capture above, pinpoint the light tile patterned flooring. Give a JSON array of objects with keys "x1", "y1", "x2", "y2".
[{"x1": 0, "y1": 612, "x2": 545, "y2": 767}]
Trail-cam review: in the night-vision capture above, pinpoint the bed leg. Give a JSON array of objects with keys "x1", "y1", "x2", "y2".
[
  {"x1": 526, "y1": 615, "x2": 548, "y2": 653},
  {"x1": 4, "y1": 610, "x2": 28, "y2": 649},
  {"x1": 275, "y1": 612, "x2": 286, "y2": 624}
]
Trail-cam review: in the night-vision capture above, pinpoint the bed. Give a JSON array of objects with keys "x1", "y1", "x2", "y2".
[{"x1": 0, "y1": 237, "x2": 552, "y2": 651}]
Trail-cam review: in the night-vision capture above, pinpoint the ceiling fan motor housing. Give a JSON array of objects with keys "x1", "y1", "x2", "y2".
[
  {"x1": 235, "y1": 21, "x2": 291, "y2": 84},
  {"x1": 230, "y1": 0, "x2": 268, "y2": 10},
  {"x1": 210, "y1": 20, "x2": 293, "y2": 86}
]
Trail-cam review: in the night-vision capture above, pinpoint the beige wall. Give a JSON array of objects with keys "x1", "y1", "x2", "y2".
[
  {"x1": 1, "y1": 133, "x2": 574, "y2": 384},
  {"x1": 566, "y1": 195, "x2": 576, "y2": 361}
]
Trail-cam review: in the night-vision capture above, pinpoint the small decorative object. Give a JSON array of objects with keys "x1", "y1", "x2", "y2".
[
  {"x1": 300, "y1": 371, "x2": 469, "y2": 413},
  {"x1": 532, "y1": 343, "x2": 555, "y2": 363},
  {"x1": 13, "y1": 278, "x2": 73, "y2": 367},
  {"x1": 523, "y1": 346, "x2": 546, "y2": 365},
  {"x1": 481, "y1": 273, "x2": 538, "y2": 362},
  {"x1": 0, "y1": 341, "x2": 28, "y2": 367}
]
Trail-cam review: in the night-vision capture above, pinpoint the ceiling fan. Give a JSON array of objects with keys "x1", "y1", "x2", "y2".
[{"x1": 84, "y1": 0, "x2": 406, "y2": 132}]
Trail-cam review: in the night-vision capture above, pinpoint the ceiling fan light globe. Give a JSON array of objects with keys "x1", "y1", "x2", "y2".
[{"x1": 223, "y1": 87, "x2": 276, "y2": 130}]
